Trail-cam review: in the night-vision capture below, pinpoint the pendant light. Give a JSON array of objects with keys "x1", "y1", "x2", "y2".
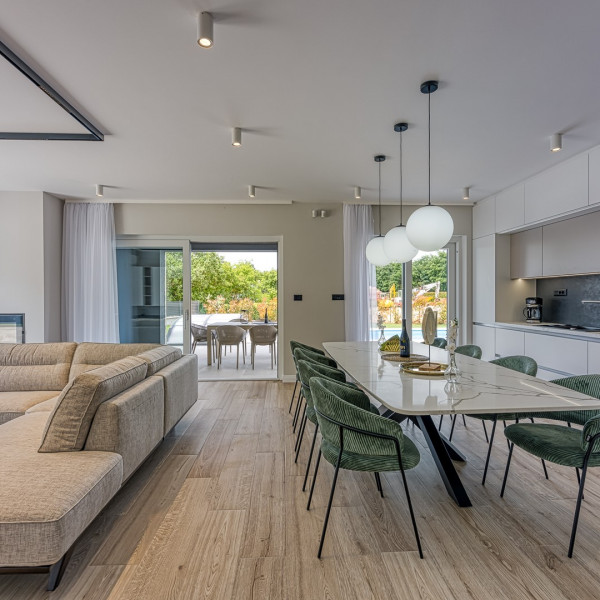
[
  {"x1": 406, "y1": 81, "x2": 454, "y2": 252},
  {"x1": 383, "y1": 122, "x2": 418, "y2": 263},
  {"x1": 365, "y1": 155, "x2": 391, "y2": 266}
]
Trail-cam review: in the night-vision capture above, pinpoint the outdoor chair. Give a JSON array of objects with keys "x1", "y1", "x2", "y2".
[
  {"x1": 249, "y1": 324, "x2": 277, "y2": 369},
  {"x1": 216, "y1": 325, "x2": 246, "y2": 369}
]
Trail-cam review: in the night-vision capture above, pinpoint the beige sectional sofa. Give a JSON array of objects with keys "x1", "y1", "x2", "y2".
[{"x1": 0, "y1": 342, "x2": 198, "y2": 590}]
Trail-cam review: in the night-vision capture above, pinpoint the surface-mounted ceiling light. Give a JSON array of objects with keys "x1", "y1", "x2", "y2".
[
  {"x1": 354, "y1": 186, "x2": 361, "y2": 200},
  {"x1": 248, "y1": 185, "x2": 255, "y2": 198},
  {"x1": 365, "y1": 155, "x2": 391, "y2": 266},
  {"x1": 406, "y1": 81, "x2": 454, "y2": 252},
  {"x1": 551, "y1": 133, "x2": 562, "y2": 152},
  {"x1": 232, "y1": 127, "x2": 242, "y2": 147},
  {"x1": 197, "y1": 12, "x2": 214, "y2": 48},
  {"x1": 384, "y1": 122, "x2": 418, "y2": 263},
  {"x1": 463, "y1": 187, "x2": 470, "y2": 201},
  {"x1": 95, "y1": 184, "x2": 103, "y2": 197}
]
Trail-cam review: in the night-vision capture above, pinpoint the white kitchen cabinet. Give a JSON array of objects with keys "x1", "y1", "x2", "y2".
[
  {"x1": 473, "y1": 325, "x2": 496, "y2": 361},
  {"x1": 589, "y1": 146, "x2": 600, "y2": 206},
  {"x1": 473, "y1": 235, "x2": 495, "y2": 323},
  {"x1": 495, "y1": 185, "x2": 525, "y2": 232},
  {"x1": 524, "y1": 154, "x2": 588, "y2": 224},
  {"x1": 524, "y1": 332, "x2": 587, "y2": 375},
  {"x1": 588, "y1": 342, "x2": 600, "y2": 374},
  {"x1": 510, "y1": 227, "x2": 543, "y2": 279},
  {"x1": 495, "y1": 328, "x2": 525, "y2": 357},
  {"x1": 473, "y1": 197, "x2": 495, "y2": 239},
  {"x1": 542, "y1": 210, "x2": 600, "y2": 276}
]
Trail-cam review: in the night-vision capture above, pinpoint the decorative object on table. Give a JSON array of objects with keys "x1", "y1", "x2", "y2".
[
  {"x1": 444, "y1": 317, "x2": 460, "y2": 381},
  {"x1": 239, "y1": 309, "x2": 249, "y2": 323},
  {"x1": 379, "y1": 334, "x2": 400, "y2": 352},
  {"x1": 399, "y1": 318, "x2": 411, "y2": 358},
  {"x1": 264, "y1": 309, "x2": 269, "y2": 323},
  {"x1": 422, "y1": 306, "x2": 438, "y2": 364},
  {"x1": 365, "y1": 155, "x2": 391, "y2": 266},
  {"x1": 376, "y1": 312, "x2": 386, "y2": 345},
  {"x1": 402, "y1": 361, "x2": 448, "y2": 377},
  {"x1": 381, "y1": 353, "x2": 428, "y2": 363},
  {"x1": 406, "y1": 80, "x2": 454, "y2": 252}
]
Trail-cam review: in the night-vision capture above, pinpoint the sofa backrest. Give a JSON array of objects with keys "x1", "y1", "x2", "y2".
[
  {"x1": 0, "y1": 343, "x2": 77, "y2": 392},
  {"x1": 69, "y1": 342, "x2": 159, "y2": 380}
]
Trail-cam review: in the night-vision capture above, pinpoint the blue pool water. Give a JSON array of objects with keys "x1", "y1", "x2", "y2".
[{"x1": 371, "y1": 327, "x2": 447, "y2": 343}]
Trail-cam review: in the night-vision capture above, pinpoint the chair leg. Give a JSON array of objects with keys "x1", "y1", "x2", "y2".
[
  {"x1": 374, "y1": 472, "x2": 384, "y2": 498},
  {"x1": 289, "y1": 379, "x2": 298, "y2": 413},
  {"x1": 396, "y1": 452, "x2": 423, "y2": 559},
  {"x1": 438, "y1": 414, "x2": 444, "y2": 431},
  {"x1": 448, "y1": 414, "x2": 458, "y2": 441},
  {"x1": 482, "y1": 420, "x2": 489, "y2": 443},
  {"x1": 307, "y1": 450, "x2": 322, "y2": 510},
  {"x1": 541, "y1": 459, "x2": 549, "y2": 480},
  {"x1": 317, "y1": 450, "x2": 342, "y2": 558},
  {"x1": 293, "y1": 391, "x2": 304, "y2": 431},
  {"x1": 303, "y1": 423, "x2": 319, "y2": 492},
  {"x1": 576, "y1": 467, "x2": 581, "y2": 485},
  {"x1": 295, "y1": 412, "x2": 308, "y2": 463},
  {"x1": 500, "y1": 442, "x2": 514, "y2": 497},
  {"x1": 295, "y1": 404, "x2": 307, "y2": 449},
  {"x1": 568, "y1": 462, "x2": 589, "y2": 558},
  {"x1": 481, "y1": 418, "x2": 498, "y2": 485}
]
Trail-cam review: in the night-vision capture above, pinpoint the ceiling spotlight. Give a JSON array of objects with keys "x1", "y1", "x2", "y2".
[
  {"x1": 95, "y1": 184, "x2": 103, "y2": 197},
  {"x1": 197, "y1": 12, "x2": 214, "y2": 48},
  {"x1": 232, "y1": 127, "x2": 242, "y2": 147},
  {"x1": 463, "y1": 186, "x2": 470, "y2": 201},
  {"x1": 248, "y1": 185, "x2": 256, "y2": 198},
  {"x1": 551, "y1": 133, "x2": 562, "y2": 152},
  {"x1": 354, "y1": 186, "x2": 361, "y2": 200}
]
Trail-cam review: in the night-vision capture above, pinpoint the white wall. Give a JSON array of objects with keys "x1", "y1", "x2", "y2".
[{"x1": 43, "y1": 193, "x2": 63, "y2": 341}]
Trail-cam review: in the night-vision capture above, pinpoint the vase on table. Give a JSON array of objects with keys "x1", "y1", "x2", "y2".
[{"x1": 444, "y1": 317, "x2": 460, "y2": 381}]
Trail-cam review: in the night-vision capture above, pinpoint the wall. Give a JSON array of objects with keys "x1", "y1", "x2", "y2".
[
  {"x1": 43, "y1": 193, "x2": 63, "y2": 341},
  {"x1": 115, "y1": 202, "x2": 345, "y2": 377}
]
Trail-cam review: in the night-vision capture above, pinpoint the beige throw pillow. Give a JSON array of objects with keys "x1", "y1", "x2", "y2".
[
  {"x1": 39, "y1": 356, "x2": 148, "y2": 453},
  {"x1": 136, "y1": 346, "x2": 182, "y2": 375}
]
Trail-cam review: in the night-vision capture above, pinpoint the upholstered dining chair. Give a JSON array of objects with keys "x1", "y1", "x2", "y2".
[
  {"x1": 215, "y1": 325, "x2": 246, "y2": 369},
  {"x1": 308, "y1": 377, "x2": 423, "y2": 559},
  {"x1": 455, "y1": 344, "x2": 482, "y2": 359},
  {"x1": 501, "y1": 411, "x2": 600, "y2": 557},
  {"x1": 249, "y1": 324, "x2": 277, "y2": 369},
  {"x1": 289, "y1": 341, "x2": 326, "y2": 415},
  {"x1": 432, "y1": 337, "x2": 447, "y2": 349}
]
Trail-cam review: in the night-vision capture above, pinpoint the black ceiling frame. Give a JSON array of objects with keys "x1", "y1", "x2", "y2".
[{"x1": 0, "y1": 39, "x2": 104, "y2": 141}]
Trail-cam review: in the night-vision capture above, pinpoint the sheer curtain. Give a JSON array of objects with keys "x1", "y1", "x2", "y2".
[
  {"x1": 343, "y1": 204, "x2": 376, "y2": 341},
  {"x1": 62, "y1": 203, "x2": 120, "y2": 342}
]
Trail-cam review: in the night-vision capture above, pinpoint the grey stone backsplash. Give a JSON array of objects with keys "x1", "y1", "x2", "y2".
[{"x1": 536, "y1": 275, "x2": 600, "y2": 327}]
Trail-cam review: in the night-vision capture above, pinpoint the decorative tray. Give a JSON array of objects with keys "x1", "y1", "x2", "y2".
[
  {"x1": 380, "y1": 353, "x2": 429, "y2": 363},
  {"x1": 401, "y1": 362, "x2": 448, "y2": 376}
]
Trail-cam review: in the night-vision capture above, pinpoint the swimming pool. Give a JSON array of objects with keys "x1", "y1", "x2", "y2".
[{"x1": 370, "y1": 327, "x2": 447, "y2": 343}]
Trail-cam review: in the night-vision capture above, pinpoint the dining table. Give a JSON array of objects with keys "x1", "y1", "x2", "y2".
[
  {"x1": 205, "y1": 321, "x2": 277, "y2": 366},
  {"x1": 323, "y1": 340, "x2": 600, "y2": 507}
]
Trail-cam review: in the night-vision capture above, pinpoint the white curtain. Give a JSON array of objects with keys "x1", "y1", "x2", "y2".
[
  {"x1": 62, "y1": 203, "x2": 120, "y2": 342},
  {"x1": 343, "y1": 204, "x2": 376, "y2": 341}
]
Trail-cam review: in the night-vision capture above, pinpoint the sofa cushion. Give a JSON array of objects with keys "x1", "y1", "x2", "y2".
[
  {"x1": 39, "y1": 356, "x2": 148, "y2": 453},
  {"x1": 0, "y1": 413, "x2": 122, "y2": 567},
  {"x1": 26, "y1": 396, "x2": 60, "y2": 414},
  {"x1": 0, "y1": 391, "x2": 60, "y2": 425},
  {"x1": 69, "y1": 342, "x2": 158, "y2": 380},
  {"x1": 0, "y1": 343, "x2": 77, "y2": 392},
  {"x1": 136, "y1": 345, "x2": 182, "y2": 375}
]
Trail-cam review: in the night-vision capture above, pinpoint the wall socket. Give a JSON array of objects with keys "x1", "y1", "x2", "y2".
[{"x1": 554, "y1": 289, "x2": 568, "y2": 296}]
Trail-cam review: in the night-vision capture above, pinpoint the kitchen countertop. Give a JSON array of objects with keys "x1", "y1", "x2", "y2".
[{"x1": 474, "y1": 321, "x2": 600, "y2": 342}]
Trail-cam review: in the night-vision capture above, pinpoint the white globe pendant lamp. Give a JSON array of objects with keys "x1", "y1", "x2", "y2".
[
  {"x1": 384, "y1": 122, "x2": 418, "y2": 263},
  {"x1": 365, "y1": 155, "x2": 391, "y2": 266},
  {"x1": 406, "y1": 80, "x2": 454, "y2": 252}
]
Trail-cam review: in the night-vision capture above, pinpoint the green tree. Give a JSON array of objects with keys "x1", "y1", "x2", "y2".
[
  {"x1": 166, "y1": 252, "x2": 183, "y2": 301},
  {"x1": 412, "y1": 252, "x2": 447, "y2": 291},
  {"x1": 376, "y1": 262, "x2": 403, "y2": 293}
]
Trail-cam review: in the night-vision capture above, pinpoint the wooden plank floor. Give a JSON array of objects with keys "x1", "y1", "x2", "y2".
[{"x1": 3, "y1": 380, "x2": 600, "y2": 599}]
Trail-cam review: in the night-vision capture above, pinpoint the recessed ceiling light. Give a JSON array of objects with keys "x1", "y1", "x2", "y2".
[
  {"x1": 462, "y1": 187, "x2": 470, "y2": 201},
  {"x1": 551, "y1": 133, "x2": 562, "y2": 152},
  {"x1": 248, "y1": 185, "x2": 256, "y2": 198},
  {"x1": 95, "y1": 184, "x2": 103, "y2": 197},
  {"x1": 197, "y1": 12, "x2": 213, "y2": 48},
  {"x1": 354, "y1": 186, "x2": 361, "y2": 199},
  {"x1": 232, "y1": 127, "x2": 242, "y2": 147}
]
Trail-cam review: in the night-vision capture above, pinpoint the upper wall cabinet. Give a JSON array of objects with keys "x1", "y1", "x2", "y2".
[
  {"x1": 495, "y1": 184, "x2": 525, "y2": 232},
  {"x1": 473, "y1": 197, "x2": 495, "y2": 239},
  {"x1": 524, "y1": 154, "x2": 588, "y2": 224},
  {"x1": 510, "y1": 227, "x2": 542, "y2": 279},
  {"x1": 589, "y1": 147, "x2": 600, "y2": 206}
]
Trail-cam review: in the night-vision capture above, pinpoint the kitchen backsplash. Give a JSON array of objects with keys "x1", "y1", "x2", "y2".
[{"x1": 536, "y1": 275, "x2": 600, "y2": 327}]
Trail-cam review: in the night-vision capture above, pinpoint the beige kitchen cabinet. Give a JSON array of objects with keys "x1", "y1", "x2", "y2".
[{"x1": 510, "y1": 227, "x2": 543, "y2": 279}]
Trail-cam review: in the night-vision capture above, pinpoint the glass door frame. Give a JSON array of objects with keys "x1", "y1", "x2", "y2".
[{"x1": 116, "y1": 237, "x2": 191, "y2": 354}]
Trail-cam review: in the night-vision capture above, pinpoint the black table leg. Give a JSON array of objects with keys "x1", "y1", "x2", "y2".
[{"x1": 414, "y1": 415, "x2": 472, "y2": 507}]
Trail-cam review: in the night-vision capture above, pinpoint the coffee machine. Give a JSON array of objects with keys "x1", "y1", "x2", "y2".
[{"x1": 523, "y1": 297, "x2": 542, "y2": 323}]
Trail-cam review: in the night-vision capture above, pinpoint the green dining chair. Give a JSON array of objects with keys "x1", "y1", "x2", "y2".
[
  {"x1": 296, "y1": 359, "x2": 379, "y2": 492},
  {"x1": 432, "y1": 337, "x2": 447, "y2": 349},
  {"x1": 501, "y1": 412, "x2": 600, "y2": 557},
  {"x1": 289, "y1": 341, "x2": 326, "y2": 414},
  {"x1": 455, "y1": 344, "x2": 482, "y2": 359},
  {"x1": 308, "y1": 377, "x2": 423, "y2": 559}
]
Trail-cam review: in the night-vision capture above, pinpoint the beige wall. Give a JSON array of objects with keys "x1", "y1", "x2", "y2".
[{"x1": 43, "y1": 193, "x2": 63, "y2": 342}]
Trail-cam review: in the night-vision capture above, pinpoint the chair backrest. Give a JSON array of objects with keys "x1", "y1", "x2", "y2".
[
  {"x1": 290, "y1": 340, "x2": 325, "y2": 356},
  {"x1": 190, "y1": 325, "x2": 207, "y2": 342},
  {"x1": 297, "y1": 359, "x2": 347, "y2": 406},
  {"x1": 249, "y1": 324, "x2": 277, "y2": 343},
  {"x1": 455, "y1": 344, "x2": 482, "y2": 359},
  {"x1": 490, "y1": 355, "x2": 537, "y2": 376},
  {"x1": 293, "y1": 346, "x2": 337, "y2": 368},
  {"x1": 432, "y1": 338, "x2": 447, "y2": 349},
  {"x1": 550, "y1": 374, "x2": 600, "y2": 398},
  {"x1": 216, "y1": 325, "x2": 245, "y2": 344}
]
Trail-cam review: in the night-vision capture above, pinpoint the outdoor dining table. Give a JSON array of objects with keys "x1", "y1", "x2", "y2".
[
  {"x1": 323, "y1": 340, "x2": 600, "y2": 507},
  {"x1": 206, "y1": 321, "x2": 277, "y2": 366}
]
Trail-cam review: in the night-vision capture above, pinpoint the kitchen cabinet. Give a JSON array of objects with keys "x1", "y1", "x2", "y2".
[
  {"x1": 524, "y1": 332, "x2": 587, "y2": 375},
  {"x1": 542, "y1": 210, "x2": 600, "y2": 276},
  {"x1": 473, "y1": 325, "x2": 496, "y2": 361},
  {"x1": 473, "y1": 197, "x2": 495, "y2": 239},
  {"x1": 495, "y1": 328, "x2": 525, "y2": 357},
  {"x1": 510, "y1": 227, "x2": 542, "y2": 279},
  {"x1": 495, "y1": 185, "x2": 525, "y2": 232},
  {"x1": 524, "y1": 154, "x2": 588, "y2": 224},
  {"x1": 588, "y1": 342, "x2": 600, "y2": 374},
  {"x1": 473, "y1": 235, "x2": 495, "y2": 323}
]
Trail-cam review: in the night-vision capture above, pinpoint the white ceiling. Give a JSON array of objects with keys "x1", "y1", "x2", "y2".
[{"x1": 1, "y1": 0, "x2": 600, "y2": 205}]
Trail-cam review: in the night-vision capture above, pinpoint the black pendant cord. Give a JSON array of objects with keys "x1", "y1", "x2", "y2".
[
  {"x1": 399, "y1": 131, "x2": 403, "y2": 226},
  {"x1": 428, "y1": 91, "x2": 431, "y2": 207},
  {"x1": 378, "y1": 160, "x2": 382, "y2": 236}
]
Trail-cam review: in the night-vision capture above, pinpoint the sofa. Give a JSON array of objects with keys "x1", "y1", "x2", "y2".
[{"x1": 0, "y1": 342, "x2": 198, "y2": 590}]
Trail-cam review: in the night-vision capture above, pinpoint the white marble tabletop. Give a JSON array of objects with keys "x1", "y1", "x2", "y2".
[{"x1": 323, "y1": 341, "x2": 600, "y2": 416}]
